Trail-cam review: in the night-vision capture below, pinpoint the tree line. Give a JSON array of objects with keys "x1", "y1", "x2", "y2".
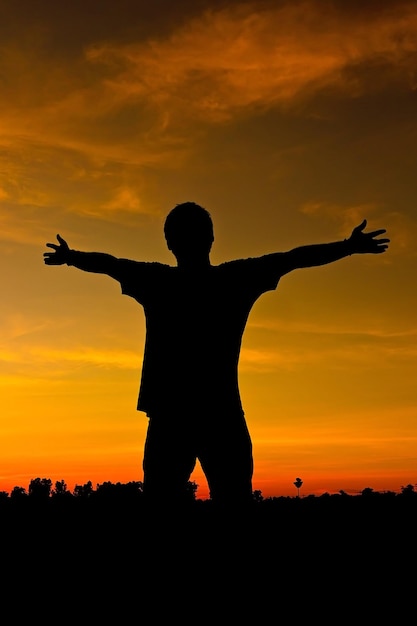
[
  {"x1": 1, "y1": 477, "x2": 416, "y2": 504},
  {"x1": 0, "y1": 477, "x2": 197, "y2": 502}
]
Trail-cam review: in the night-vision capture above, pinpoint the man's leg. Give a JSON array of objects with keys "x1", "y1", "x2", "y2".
[
  {"x1": 142, "y1": 416, "x2": 197, "y2": 504},
  {"x1": 197, "y1": 412, "x2": 254, "y2": 507}
]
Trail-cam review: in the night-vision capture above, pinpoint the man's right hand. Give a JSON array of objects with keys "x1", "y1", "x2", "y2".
[{"x1": 43, "y1": 234, "x2": 70, "y2": 265}]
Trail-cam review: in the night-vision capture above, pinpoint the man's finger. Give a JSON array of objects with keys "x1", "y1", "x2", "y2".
[{"x1": 352, "y1": 219, "x2": 367, "y2": 234}]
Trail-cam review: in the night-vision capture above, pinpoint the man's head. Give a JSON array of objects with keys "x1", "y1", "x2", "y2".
[{"x1": 164, "y1": 202, "x2": 214, "y2": 264}]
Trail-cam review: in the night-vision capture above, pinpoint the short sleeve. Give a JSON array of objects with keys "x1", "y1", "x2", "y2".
[
  {"x1": 224, "y1": 254, "x2": 285, "y2": 298},
  {"x1": 117, "y1": 261, "x2": 170, "y2": 304}
]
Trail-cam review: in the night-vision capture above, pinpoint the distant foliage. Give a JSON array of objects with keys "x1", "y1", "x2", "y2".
[
  {"x1": 29, "y1": 477, "x2": 53, "y2": 499},
  {"x1": 0, "y1": 478, "x2": 416, "y2": 512}
]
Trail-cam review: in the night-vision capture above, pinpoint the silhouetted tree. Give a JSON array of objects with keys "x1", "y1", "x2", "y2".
[
  {"x1": 253, "y1": 490, "x2": 264, "y2": 503},
  {"x1": 185, "y1": 481, "x2": 198, "y2": 502},
  {"x1": 382, "y1": 490, "x2": 397, "y2": 497},
  {"x1": 29, "y1": 477, "x2": 52, "y2": 500},
  {"x1": 400, "y1": 484, "x2": 416, "y2": 497},
  {"x1": 73, "y1": 481, "x2": 94, "y2": 498},
  {"x1": 10, "y1": 486, "x2": 27, "y2": 500},
  {"x1": 95, "y1": 480, "x2": 144, "y2": 499},
  {"x1": 294, "y1": 477, "x2": 303, "y2": 498},
  {"x1": 52, "y1": 479, "x2": 72, "y2": 499},
  {"x1": 124, "y1": 480, "x2": 144, "y2": 497}
]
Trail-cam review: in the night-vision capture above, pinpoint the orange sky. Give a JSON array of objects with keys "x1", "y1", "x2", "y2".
[{"x1": 1, "y1": 0, "x2": 416, "y2": 498}]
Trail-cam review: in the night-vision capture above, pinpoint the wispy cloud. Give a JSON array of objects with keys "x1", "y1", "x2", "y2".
[
  {"x1": 1, "y1": 0, "x2": 416, "y2": 224},
  {"x1": 241, "y1": 317, "x2": 417, "y2": 371},
  {"x1": 300, "y1": 201, "x2": 416, "y2": 255},
  {"x1": 0, "y1": 345, "x2": 140, "y2": 379},
  {"x1": 87, "y1": 1, "x2": 417, "y2": 124},
  {"x1": 300, "y1": 201, "x2": 381, "y2": 229},
  {"x1": 31, "y1": 346, "x2": 140, "y2": 369},
  {"x1": 2, "y1": 1, "x2": 417, "y2": 149},
  {"x1": 239, "y1": 343, "x2": 407, "y2": 373},
  {"x1": 0, "y1": 313, "x2": 141, "y2": 373},
  {"x1": 248, "y1": 315, "x2": 417, "y2": 340}
]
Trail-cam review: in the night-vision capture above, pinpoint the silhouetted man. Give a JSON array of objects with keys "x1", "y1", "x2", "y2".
[{"x1": 44, "y1": 202, "x2": 389, "y2": 506}]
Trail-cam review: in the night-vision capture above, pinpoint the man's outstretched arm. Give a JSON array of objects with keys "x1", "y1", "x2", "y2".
[
  {"x1": 43, "y1": 234, "x2": 124, "y2": 279},
  {"x1": 278, "y1": 219, "x2": 389, "y2": 275}
]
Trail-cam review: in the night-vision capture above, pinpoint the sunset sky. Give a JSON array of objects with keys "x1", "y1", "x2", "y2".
[{"x1": 1, "y1": 0, "x2": 416, "y2": 498}]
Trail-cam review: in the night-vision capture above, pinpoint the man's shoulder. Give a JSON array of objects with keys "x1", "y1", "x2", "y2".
[
  {"x1": 217, "y1": 253, "x2": 282, "y2": 272},
  {"x1": 117, "y1": 261, "x2": 173, "y2": 299},
  {"x1": 118, "y1": 259, "x2": 172, "y2": 275},
  {"x1": 216, "y1": 254, "x2": 284, "y2": 291},
  {"x1": 217, "y1": 257, "x2": 257, "y2": 269}
]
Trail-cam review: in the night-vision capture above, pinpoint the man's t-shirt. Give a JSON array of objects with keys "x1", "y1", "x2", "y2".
[{"x1": 115, "y1": 256, "x2": 284, "y2": 416}]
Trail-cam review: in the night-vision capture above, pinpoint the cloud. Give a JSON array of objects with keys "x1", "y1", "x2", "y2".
[
  {"x1": 87, "y1": 1, "x2": 417, "y2": 124},
  {"x1": 96, "y1": 186, "x2": 147, "y2": 217},
  {"x1": 1, "y1": 0, "x2": 416, "y2": 224},
  {"x1": 300, "y1": 201, "x2": 381, "y2": 230},
  {"x1": 0, "y1": 139, "x2": 159, "y2": 230},
  {"x1": 32, "y1": 346, "x2": 140, "y2": 369},
  {"x1": 0, "y1": 313, "x2": 141, "y2": 374},
  {"x1": 240, "y1": 317, "x2": 417, "y2": 372},
  {"x1": 248, "y1": 315, "x2": 417, "y2": 340},
  {"x1": 0, "y1": 344, "x2": 140, "y2": 378},
  {"x1": 2, "y1": 0, "x2": 416, "y2": 152},
  {"x1": 0, "y1": 203, "x2": 51, "y2": 246},
  {"x1": 299, "y1": 201, "x2": 416, "y2": 256}
]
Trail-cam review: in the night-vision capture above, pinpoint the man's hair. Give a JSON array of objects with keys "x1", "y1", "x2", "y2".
[{"x1": 164, "y1": 202, "x2": 214, "y2": 247}]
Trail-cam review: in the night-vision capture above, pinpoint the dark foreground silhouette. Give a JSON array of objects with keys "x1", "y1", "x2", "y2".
[
  {"x1": 3, "y1": 479, "x2": 416, "y2": 558},
  {"x1": 43, "y1": 203, "x2": 389, "y2": 506},
  {"x1": 2, "y1": 479, "x2": 415, "y2": 621}
]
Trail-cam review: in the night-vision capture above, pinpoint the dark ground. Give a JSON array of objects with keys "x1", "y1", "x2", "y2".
[{"x1": 2, "y1": 493, "x2": 415, "y2": 620}]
